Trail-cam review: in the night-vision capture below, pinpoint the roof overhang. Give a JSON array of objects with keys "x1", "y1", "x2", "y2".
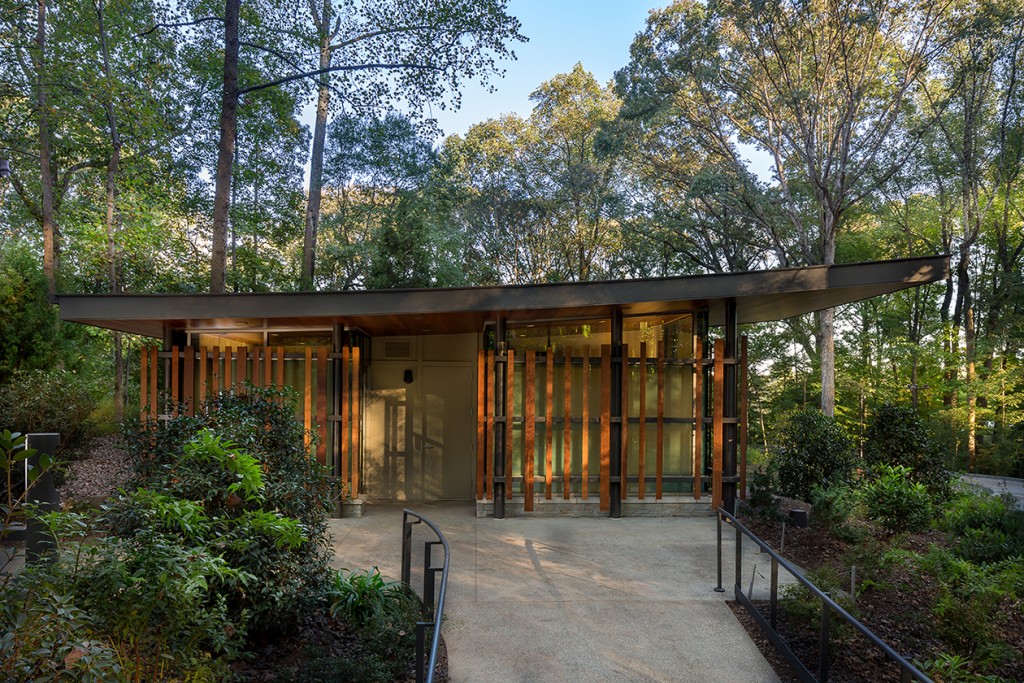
[{"x1": 56, "y1": 255, "x2": 950, "y2": 338}]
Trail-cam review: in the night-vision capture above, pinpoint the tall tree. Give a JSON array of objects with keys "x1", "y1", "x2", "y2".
[
  {"x1": 616, "y1": 0, "x2": 946, "y2": 414},
  {"x1": 299, "y1": 0, "x2": 525, "y2": 290}
]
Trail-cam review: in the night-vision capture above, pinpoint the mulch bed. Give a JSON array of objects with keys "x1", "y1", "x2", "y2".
[{"x1": 729, "y1": 504, "x2": 1024, "y2": 682}]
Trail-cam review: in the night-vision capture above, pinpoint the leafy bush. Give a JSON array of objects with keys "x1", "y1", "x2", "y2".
[
  {"x1": 941, "y1": 491, "x2": 1024, "y2": 564},
  {"x1": 810, "y1": 483, "x2": 865, "y2": 541},
  {"x1": 744, "y1": 465, "x2": 783, "y2": 519},
  {"x1": 121, "y1": 389, "x2": 332, "y2": 635},
  {"x1": 773, "y1": 409, "x2": 859, "y2": 502},
  {"x1": 861, "y1": 464, "x2": 933, "y2": 533},
  {"x1": 0, "y1": 368, "x2": 99, "y2": 459},
  {"x1": 781, "y1": 566, "x2": 858, "y2": 641},
  {"x1": 327, "y1": 568, "x2": 413, "y2": 629},
  {"x1": 864, "y1": 403, "x2": 950, "y2": 497}
]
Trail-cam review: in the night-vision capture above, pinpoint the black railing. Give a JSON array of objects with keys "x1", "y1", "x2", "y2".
[
  {"x1": 716, "y1": 507, "x2": 931, "y2": 683},
  {"x1": 401, "y1": 509, "x2": 450, "y2": 683}
]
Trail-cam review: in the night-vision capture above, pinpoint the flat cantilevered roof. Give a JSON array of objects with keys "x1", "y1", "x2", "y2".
[{"x1": 56, "y1": 255, "x2": 949, "y2": 338}]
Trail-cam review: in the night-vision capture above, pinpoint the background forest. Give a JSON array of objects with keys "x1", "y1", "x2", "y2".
[{"x1": 1, "y1": 0, "x2": 1022, "y2": 476}]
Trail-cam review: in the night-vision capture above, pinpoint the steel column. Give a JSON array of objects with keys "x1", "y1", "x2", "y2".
[
  {"x1": 723, "y1": 298, "x2": 739, "y2": 514},
  {"x1": 610, "y1": 309, "x2": 623, "y2": 518},
  {"x1": 494, "y1": 317, "x2": 507, "y2": 519}
]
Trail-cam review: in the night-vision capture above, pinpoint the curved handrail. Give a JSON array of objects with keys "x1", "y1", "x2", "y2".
[
  {"x1": 401, "y1": 509, "x2": 450, "y2": 683},
  {"x1": 717, "y1": 507, "x2": 931, "y2": 683}
]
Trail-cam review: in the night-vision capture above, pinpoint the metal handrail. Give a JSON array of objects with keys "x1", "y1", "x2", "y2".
[
  {"x1": 716, "y1": 507, "x2": 932, "y2": 683},
  {"x1": 401, "y1": 509, "x2": 450, "y2": 683}
]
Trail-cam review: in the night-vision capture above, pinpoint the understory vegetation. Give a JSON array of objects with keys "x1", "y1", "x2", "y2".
[
  {"x1": 741, "y1": 406, "x2": 1024, "y2": 682},
  {"x1": 1, "y1": 389, "x2": 425, "y2": 682}
]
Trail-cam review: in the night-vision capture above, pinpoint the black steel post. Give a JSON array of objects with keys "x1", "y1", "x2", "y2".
[
  {"x1": 610, "y1": 309, "x2": 623, "y2": 518},
  {"x1": 723, "y1": 299, "x2": 738, "y2": 515},
  {"x1": 714, "y1": 511, "x2": 725, "y2": 592},
  {"x1": 494, "y1": 317, "x2": 507, "y2": 519},
  {"x1": 25, "y1": 433, "x2": 60, "y2": 564},
  {"x1": 819, "y1": 598, "x2": 832, "y2": 683}
]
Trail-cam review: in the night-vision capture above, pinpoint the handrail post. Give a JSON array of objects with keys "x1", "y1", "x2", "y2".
[
  {"x1": 734, "y1": 512, "x2": 742, "y2": 598},
  {"x1": 770, "y1": 557, "x2": 778, "y2": 629},
  {"x1": 714, "y1": 509, "x2": 725, "y2": 592},
  {"x1": 819, "y1": 597, "x2": 831, "y2": 683}
]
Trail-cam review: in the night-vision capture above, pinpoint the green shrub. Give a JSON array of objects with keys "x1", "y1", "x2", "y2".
[
  {"x1": 327, "y1": 567, "x2": 414, "y2": 629},
  {"x1": 862, "y1": 464, "x2": 933, "y2": 533},
  {"x1": 781, "y1": 566, "x2": 858, "y2": 641},
  {"x1": 120, "y1": 389, "x2": 332, "y2": 635},
  {"x1": 941, "y1": 491, "x2": 1024, "y2": 564},
  {"x1": 932, "y1": 556, "x2": 1021, "y2": 664},
  {"x1": 773, "y1": 409, "x2": 859, "y2": 502},
  {"x1": 810, "y1": 483, "x2": 865, "y2": 541},
  {"x1": 0, "y1": 368, "x2": 99, "y2": 459},
  {"x1": 864, "y1": 403, "x2": 950, "y2": 497}
]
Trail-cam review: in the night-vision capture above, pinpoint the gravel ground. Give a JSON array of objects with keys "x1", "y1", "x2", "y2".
[{"x1": 58, "y1": 434, "x2": 133, "y2": 505}]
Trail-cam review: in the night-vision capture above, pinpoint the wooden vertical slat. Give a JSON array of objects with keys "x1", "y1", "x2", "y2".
[
  {"x1": 304, "y1": 348, "x2": 313, "y2": 450},
  {"x1": 563, "y1": 347, "x2": 572, "y2": 499},
  {"x1": 198, "y1": 346, "x2": 208, "y2": 409},
  {"x1": 237, "y1": 349, "x2": 248, "y2": 396},
  {"x1": 140, "y1": 346, "x2": 149, "y2": 419},
  {"x1": 277, "y1": 346, "x2": 285, "y2": 387},
  {"x1": 264, "y1": 347, "x2": 273, "y2": 386},
  {"x1": 656, "y1": 341, "x2": 665, "y2": 500},
  {"x1": 222, "y1": 347, "x2": 231, "y2": 392},
  {"x1": 316, "y1": 346, "x2": 328, "y2": 466},
  {"x1": 694, "y1": 337, "x2": 704, "y2": 500},
  {"x1": 486, "y1": 349, "x2": 495, "y2": 500},
  {"x1": 740, "y1": 335, "x2": 749, "y2": 500},
  {"x1": 213, "y1": 347, "x2": 223, "y2": 396},
  {"x1": 713, "y1": 338, "x2": 725, "y2": 510},
  {"x1": 639, "y1": 343, "x2": 647, "y2": 500},
  {"x1": 150, "y1": 347, "x2": 159, "y2": 418},
  {"x1": 183, "y1": 346, "x2": 195, "y2": 416},
  {"x1": 505, "y1": 349, "x2": 514, "y2": 500},
  {"x1": 545, "y1": 349, "x2": 554, "y2": 500},
  {"x1": 621, "y1": 344, "x2": 629, "y2": 501},
  {"x1": 476, "y1": 349, "x2": 486, "y2": 500},
  {"x1": 599, "y1": 344, "x2": 611, "y2": 511},
  {"x1": 351, "y1": 346, "x2": 361, "y2": 498},
  {"x1": 170, "y1": 345, "x2": 180, "y2": 417},
  {"x1": 524, "y1": 350, "x2": 536, "y2": 511},
  {"x1": 581, "y1": 346, "x2": 589, "y2": 500},
  {"x1": 340, "y1": 347, "x2": 350, "y2": 488},
  {"x1": 252, "y1": 347, "x2": 261, "y2": 387}
]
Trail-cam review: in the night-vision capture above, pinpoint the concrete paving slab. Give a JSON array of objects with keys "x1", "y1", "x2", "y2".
[{"x1": 328, "y1": 502, "x2": 781, "y2": 682}]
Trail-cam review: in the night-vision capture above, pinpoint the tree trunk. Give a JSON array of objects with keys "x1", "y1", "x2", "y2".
[
  {"x1": 966, "y1": 305, "x2": 977, "y2": 471},
  {"x1": 210, "y1": 0, "x2": 241, "y2": 294},
  {"x1": 302, "y1": 26, "x2": 332, "y2": 290},
  {"x1": 96, "y1": 0, "x2": 124, "y2": 421},
  {"x1": 819, "y1": 212, "x2": 837, "y2": 416},
  {"x1": 36, "y1": 0, "x2": 57, "y2": 294}
]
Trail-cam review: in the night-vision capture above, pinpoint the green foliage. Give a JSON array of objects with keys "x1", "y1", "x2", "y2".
[
  {"x1": 0, "y1": 368, "x2": 99, "y2": 458},
  {"x1": 941, "y1": 490, "x2": 1024, "y2": 564},
  {"x1": 1, "y1": 429, "x2": 51, "y2": 534},
  {"x1": 917, "y1": 653, "x2": 1015, "y2": 683},
  {"x1": 928, "y1": 553, "x2": 1023, "y2": 664},
  {"x1": 744, "y1": 465, "x2": 781, "y2": 518},
  {"x1": 864, "y1": 403, "x2": 950, "y2": 497},
  {"x1": 327, "y1": 567, "x2": 412, "y2": 630},
  {"x1": 810, "y1": 483, "x2": 866, "y2": 542},
  {"x1": 773, "y1": 410, "x2": 859, "y2": 502},
  {"x1": 120, "y1": 388, "x2": 331, "y2": 634},
  {"x1": 0, "y1": 242, "x2": 63, "y2": 381},
  {"x1": 781, "y1": 566, "x2": 858, "y2": 641},
  {"x1": 861, "y1": 464, "x2": 933, "y2": 533}
]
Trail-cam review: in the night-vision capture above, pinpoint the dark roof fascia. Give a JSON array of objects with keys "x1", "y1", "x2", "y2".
[{"x1": 56, "y1": 255, "x2": 950, "y2": 336}]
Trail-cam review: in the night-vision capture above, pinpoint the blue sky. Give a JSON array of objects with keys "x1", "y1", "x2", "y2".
[{"x1": 426, "y1": 0, "x2": 666, "y2": 137}]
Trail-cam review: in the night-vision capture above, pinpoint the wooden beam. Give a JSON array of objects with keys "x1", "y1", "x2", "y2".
[
  {"x1": 639, "y1": 343, "x2": 647, "y2": 500},
  {"x1": 563, "y1": 346, "x2": 572, "y2": 500},
  {"x1": 486, "y1": 349, "x2": 495, "y2": 500},
  {"x1": 477, "y1": 349, "x2": 486, "y2": 501},
  {"x1": 351, "y1": 346, "x2": 361, "y2": 497},
  {"x1": 170, "y1": 345, "x2": 179, "y2": 417},
  {"x1": 621, "y1": 344, "x2": 629, "y2": 501},
  {"x1": 581, "y1": 346, "x2": 589, "y2": 500},
  {"x1": 694, "y1": 337, "x2": 703, "y2": 500},
  {"x1": 198, "y1": 346, "x2": 208, "y2": 410},
  {"x1": 304, "y1": 347, "x2": 313, "y2": 451},
  {"x1": 740, "y1": 335, "x2": 749, "y2": 500},
  {"x1": 505, "y1": 348, "x2": 514, "y2": 500},
  {"x1": 656, "y1": 341, "x2": 665, "y2": 500},
  {"x1": 340, "y1": 346, "x2": 349, "y2": 486},
  {"x1": 713, "y1": 338, "x2": 725, "y2": 510},
  {"x1": 524, "y1": 350, "x2": 536, "y2": 512},
  {"x1": 600, "y1": 344, "x2": 611, "y2": 511},
  {"x1": 316, "y1": 346, "x2": 328, "y2": 466},
  {"x1": 183, "y1": 346, "x2": 195, "y2": 415},
  {"x1": 545, "y1": 348, "x2": 554, "y2": 500}
]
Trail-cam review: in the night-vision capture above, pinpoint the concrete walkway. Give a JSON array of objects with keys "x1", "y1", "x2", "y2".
[
  {"x1": 960, "y1": 474, "x2": 1024, "y2": 508},
  {"x1": 328, "y1": 503, "x2": 779, "y2": 683}
]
